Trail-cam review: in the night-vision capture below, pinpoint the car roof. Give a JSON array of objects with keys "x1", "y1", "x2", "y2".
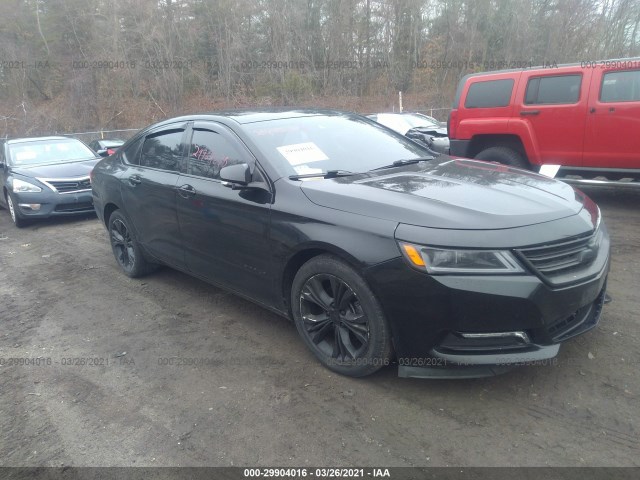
[
  {"x1": 369, "y1": 112, "x2": 432, "y2": 118},
  {"x1": 148, "y1": 108, "x2": 353, "y2": 129},
  {"x1": 6, "y1": 136, "x2": 73, "y2": 145}
]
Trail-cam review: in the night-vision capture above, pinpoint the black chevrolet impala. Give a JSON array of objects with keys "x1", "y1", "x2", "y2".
[{"x1": 91, "y1": 110, "x2": 610, "y2": 378}]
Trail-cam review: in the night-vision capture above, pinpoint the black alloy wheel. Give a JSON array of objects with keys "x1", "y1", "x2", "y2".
[
  {"x1": 108, "y1": 210, "x2": 155, "y2": 278},
  {"x1": 299, "y1": 273, "x2": 370, "y2": 361},
  {"x1": 292, "y1": 255, "x2": 392, "y2": 377}
]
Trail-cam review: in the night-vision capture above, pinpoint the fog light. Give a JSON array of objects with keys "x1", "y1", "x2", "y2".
[
  {"x1": 437, "y1": 331, "x2": 532, "y2": 353},
  {"x1": 460, "y1": 331, "x2": 530, "y2": 344},
  {"x1": 19, "y1": 203, "x2": 41, "y2": 211}
]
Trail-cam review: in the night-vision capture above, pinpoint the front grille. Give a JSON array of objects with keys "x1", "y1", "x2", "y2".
[
  {"x1": 517, "y1": 229, "x2": 602, "y2": 285},
  {"x1": 54, "y1": 201, "x2": 94, "y2": 212},
  {"x1": 43, "y1": 177, "x2": 91, "y2": 194}
]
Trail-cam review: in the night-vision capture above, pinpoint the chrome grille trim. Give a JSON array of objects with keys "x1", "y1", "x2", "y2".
[
  {"x1": 516, "y1": 229, "x2": 602, "y2": 282},
  {"x1": 37, "y1": 176, "x2": 91, "y2": 194}
]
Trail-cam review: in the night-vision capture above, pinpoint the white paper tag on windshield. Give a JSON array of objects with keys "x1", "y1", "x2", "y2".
[
  {"x1": 15, "y1": 151, "x2": 37, "y2": 161},
  {"x1": 277, "y1": 142, "x2": 328, "y2": 166}
]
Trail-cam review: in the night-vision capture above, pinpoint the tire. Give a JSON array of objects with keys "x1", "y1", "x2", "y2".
[
  {"x1": 291, "y1": 255, "x2": 392, "y2": 377},
  {"x1": 5, "y1": 192, "x2": 28, "y2": 228},
  {"x1": 475, "y1": 146, "x2": 528, "y2": 169},
  {"x1": 108, "y1": 209, "x2": 156, "y2": 278}
]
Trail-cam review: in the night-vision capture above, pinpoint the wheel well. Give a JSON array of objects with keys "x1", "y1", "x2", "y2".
[
  {"x1": 103, "y1": 203, "x2": 119, "y2": 227},
  {"x1": 468, "y1": 135, "x2": 527, "y2": 161},
  {"x1": 281, "y1": 248, "x2": 359, "y2": 319}
]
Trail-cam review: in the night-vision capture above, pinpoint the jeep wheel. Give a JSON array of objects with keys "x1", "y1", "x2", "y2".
[{"x1": 475, "y1": 147, "x2": 528, "y2": 170}]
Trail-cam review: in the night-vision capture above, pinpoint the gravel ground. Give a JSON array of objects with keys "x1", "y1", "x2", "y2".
[{"x1": 0, "y1": 186, "x2": 638, "y2": 467}]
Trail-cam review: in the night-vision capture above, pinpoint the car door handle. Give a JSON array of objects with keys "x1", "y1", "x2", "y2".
[
  {"x1": 609, "y1": 107, "x2": 616, "y2": 113},
  {"x1": 520, "y1": 110, "x2": 540, "y2": 116},
  {"x1": 177, "y1": 184, "x2": 196, "y2": 198},
  {"x1": 128, "y1": 175, "x2": 142, "y2": 185}
]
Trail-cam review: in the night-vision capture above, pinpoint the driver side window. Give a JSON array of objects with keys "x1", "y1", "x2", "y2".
[{"x1": 187, "y1": 129, "x2": 246, "y2": 180}]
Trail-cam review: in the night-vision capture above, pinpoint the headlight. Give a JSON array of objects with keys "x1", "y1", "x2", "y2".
[
  {"x1": 12, "y1": 178, "x2": 42, "y2": 193},
  {"x1": 399, "y1": 242, "x2": 524, "y2": 274}
]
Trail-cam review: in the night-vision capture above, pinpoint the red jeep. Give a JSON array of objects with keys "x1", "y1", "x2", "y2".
[{"x1": 448, "y1": 58, "x2": 640, "y2": 185}]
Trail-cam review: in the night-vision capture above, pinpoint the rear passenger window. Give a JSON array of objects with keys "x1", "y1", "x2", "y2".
[
  {"x1": 525, "y1": 75, "x2": 581, "y2": 105},
  {"x1": 121, "y1": 136, "x2": 144, "y2": 165},
  {"x1": 140, "y1": 129, "x2": 186, "y2": 173},
  {"x1": 464, "y1": 79, "x2": 514, "y2": 108},
  {"x1": 187, "y1": 129, "x2": 245, "y2": 180},
  {"x1": 601, "y1": 70, "x2": 640, "y2": 102}
]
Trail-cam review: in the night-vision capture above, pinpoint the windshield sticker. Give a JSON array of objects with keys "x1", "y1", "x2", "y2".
[
  {"x1": 277, "y1": 142, "x2": 328, "y2": 165},
  {"x1": 15, "y1": 151, "x2": 37, "y2": 161}
]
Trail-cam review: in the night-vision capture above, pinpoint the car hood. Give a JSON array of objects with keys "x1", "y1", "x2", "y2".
[
  {"x1": 10, "y1": 158, "x2": 100, "y2": 178},
  {"x1": 300, "y1": 158, "x2": 587, "y2": 230},
  {"x1": 407, "y1": 125, "x2": 448, "y2": 137}
]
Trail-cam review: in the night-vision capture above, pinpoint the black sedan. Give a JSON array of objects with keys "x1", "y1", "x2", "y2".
[
  {"x1": 1, "y1": 136, "x2": 99, "y2": 227},
  {"x1": 91, "y1": 110, "x2": 610, "y2": 378}
]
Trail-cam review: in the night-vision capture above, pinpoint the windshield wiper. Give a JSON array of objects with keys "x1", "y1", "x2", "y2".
[
  {"x1": 370, "y1": 157, "x2": 435, "y2": 171},
  {"x1": 288, "y1": 170, "x2": 356, "y2": 180}
]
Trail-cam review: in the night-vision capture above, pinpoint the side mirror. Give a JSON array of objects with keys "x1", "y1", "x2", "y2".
[
  {"x1": 96, "y1": 149, "x2": 109, "y2": 157},
  {"x1": 220, "y1": 163, "x2": 251, "y2": 186}
]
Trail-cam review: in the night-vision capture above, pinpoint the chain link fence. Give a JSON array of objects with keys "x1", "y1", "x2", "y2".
[{"x1": 59, "y1": 128, "x2": 142, "y2": 145}]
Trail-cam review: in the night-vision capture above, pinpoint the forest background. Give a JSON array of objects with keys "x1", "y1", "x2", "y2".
[{"x1": 1, "y1": 0, "x2": 639, "y2": 136}]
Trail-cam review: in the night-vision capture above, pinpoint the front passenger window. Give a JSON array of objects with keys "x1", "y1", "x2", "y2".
[
  {"x1": 601, "y1": 70, "x2": 640, "y2": 102},
  {"x1": 188, "y1": 129, "x2": 245, "y2": 180},
  {"x1": 140, "y1": 130, "x2": 186, "y2": 173}
]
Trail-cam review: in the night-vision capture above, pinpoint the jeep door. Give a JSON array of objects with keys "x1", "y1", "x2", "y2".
[
  {"x1": 514, "y1": 69, "x2": 587, "y2": 166},
  {"x1": 584, "y1": 67, "x2": 640, "y2": 169}
]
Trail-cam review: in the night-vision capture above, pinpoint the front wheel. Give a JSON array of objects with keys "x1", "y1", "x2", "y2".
[
  {"x1": 6, "y1": 192, "x2": 28, "y2": 228},
  {"x1": 108, "y1": 210, "x2": 156, "y2": 278},
  {"x1": 475, "y1": 146, "x2": 528, "y2": 169},
  {"x1": 291, "y1": 255, "x2": 392, "y2": 377}
]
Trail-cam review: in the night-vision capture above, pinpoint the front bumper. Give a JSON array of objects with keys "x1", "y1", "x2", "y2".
[
  {"x1": 364, "y1": 249, "x2": 609, "y2": 376},
  {"x1": 13, "y1": 189, "x2": 95, "y2": 218},
  {"x1": 449, "y1": 138, "x2": 471, "y2": 157}
]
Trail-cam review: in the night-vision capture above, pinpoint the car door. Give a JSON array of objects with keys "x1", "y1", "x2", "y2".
[
  {"x1": 584, "y1": 68, "x2": 640, "y2": 168},
  {"x1": 119, "y1": 123, "x2": 188, "y2": 268},
  {"x1": 176, "y1": 121, "x2": 275, "y2": 305},
  {"x1": 515, "y1": 70, "x2": 587, "y2": 166}
]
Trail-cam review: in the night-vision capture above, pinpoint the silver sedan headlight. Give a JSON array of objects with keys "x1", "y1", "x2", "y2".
[{"x1": 12, "y1": 178, "x2": 42, "y2": 193}]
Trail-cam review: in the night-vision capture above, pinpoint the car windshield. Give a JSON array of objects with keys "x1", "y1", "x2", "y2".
[
  {"x1": 9, "y1": 138, "x2": 96, "y2": 167},
  {"x1": 243, "y1": 114, "x2": 430, "y2": 177}
]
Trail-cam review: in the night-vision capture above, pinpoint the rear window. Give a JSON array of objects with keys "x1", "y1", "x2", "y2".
[
  {"x1": 600, "y1": 70, "x2": 640, "y2": 102},
  {"x1": 525, "y1": 74, "x2": 582, "y2": 105},
  {"x1": 464, "y1": 79, "x2": 514, "y2": 108}
]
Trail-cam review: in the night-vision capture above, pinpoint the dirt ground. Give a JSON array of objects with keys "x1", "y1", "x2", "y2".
[{"x1": 0, "y1": 186, "x2": 638, "y2": 468}]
